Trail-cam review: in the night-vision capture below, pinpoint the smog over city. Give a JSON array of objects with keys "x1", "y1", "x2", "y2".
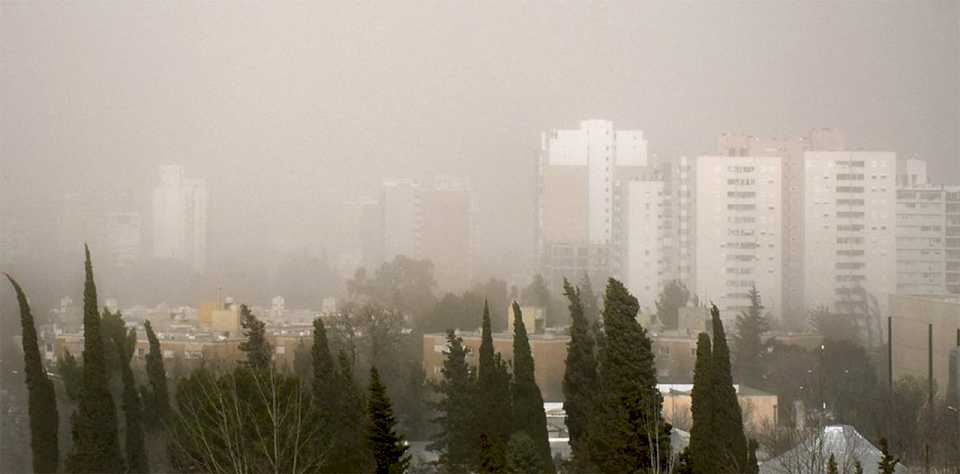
[{"x1": 2, "y1": 2, "x2": 959, "y2": 473}]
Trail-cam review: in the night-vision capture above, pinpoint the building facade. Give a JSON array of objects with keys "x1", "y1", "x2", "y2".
[
  {"x1": 152, "y1": 165, "x2": 208, "y2": 273},
  {"x1": 803, "y1": 152, "x2": 897, "y2": 315},
  {"x1": 695, "y1": 155, "x2": 784, "y2": 320}
]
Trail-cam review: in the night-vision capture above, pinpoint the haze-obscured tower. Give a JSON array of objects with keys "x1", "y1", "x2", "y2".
[
  {"x1": 152, "y1": 165, "x2": 208, "y2": 274},
  {"x1": 537, "y1": 119, "x2": 647, "y2": 289}
]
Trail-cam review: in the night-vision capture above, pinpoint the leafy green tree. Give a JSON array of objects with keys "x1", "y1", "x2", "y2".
[
  {"x1": 709, "y1": 305, "x2": 748, "y2": 471},
  {"x1": 112, "y1": 323, "x2": 148, "y2": 473},
  {"x1": 689, "y1": 332, "x2": 716, "y2": 473},
  {"x1": 323, "y1": 351, "x2": 373, "y2": 473},
  {"x1": 589, "y1": 279, "x2": 670, "y2": 472},
  {"x1": 878, "y1": 437, "x2": 900, "y2": 474},
  {"x1": 732, "y1": 286, "x2": 769, "y2": 389},
  {"x1": 143, "y1": 320, "x2": 169, "y2": 422},
  {"x1": 367, "y1": 366, "x2": 410, "y2": 474},
  {"x1": 58, "y1": 348, "x2": 83, "y2": 401},
  {"x1": 66, "y1": 245, "x2": 124, "y2": 473},
  {"x1": 655, "y1": 280, "x2": 690, "y2": 329},
  {"x1": 6, "y1": 274, "x2": 59, "y2": 473},
  {"x1": 347, "y1": 256, "x2": 438, "y2": 322},
  {"x1": 429, "y1": 331, "x2": 476, "y2": 472},
  {"x1": 509, "y1": 302, "x2": 553, "y2": 473},
  {"x1": 561, "y1": 278, "x2": 598, "y2": 469},
  {"x1": 505, "y1": 432, "x2": 543, "y2": 474},
  {"x1": 477, "y1": 301, "x2": 512, "y2": 462},
  {"x1": 238, "y1": 305, "x2": 272, "y2": 370}
]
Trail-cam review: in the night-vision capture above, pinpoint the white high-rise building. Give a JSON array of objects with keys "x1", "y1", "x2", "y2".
[
  {"x1": 538, "y1": 119, "x2": 648, "y2": 288},
  {"x1": 695, "y1": 156, "x2": 784, "y2": 321},
  {"x1": 381, "y1": 179, "x2": 420, "y2": 262},
  {"x1": 152, "y1": 165, "x2": 208, "y2": 273},
  {"x1": 105, "y1": 212, "x2": 141, "y2": 270},
  {"x1": 620, "y1": 179, "x2": 669, "y2": 312},
  {"x1": 803, "y1": 152, "x2": 897, "y2": 315}
]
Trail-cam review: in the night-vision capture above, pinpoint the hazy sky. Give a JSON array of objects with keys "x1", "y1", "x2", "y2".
[{"x1": 3, "y1": 1, "x2": 958, "y2": 274}]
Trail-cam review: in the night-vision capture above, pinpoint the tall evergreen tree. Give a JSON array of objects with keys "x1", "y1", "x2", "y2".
[
  {"x1": 6, "y1": 275, "x2": 59, "y2": 473},
  {"x1": 509, "y1": 302, "x2": 553, "y2": 473},
  {"x1": 710, "y1": 304, "x2": 748, "y2": 471},
  {"x1": 142, "y1": 320, "x2": 169, "y2": 421},
  {"x1": 505, "y1": 432, "x2": 542, "y2": 474},
  {"x1": 59, "y1": 348, "x2": 82, "y2": 401},
  {"x1": 877, "y1": 438, "x2": 900, "y2": 474},
  {"x1": 238, "y1": 304, "x2": 272, "y2": 369},
  {"x1": 429, "y1": 330, "x2": 476, "y2": 472},
  {"x1": 66, "y1": 245, "x2": 124, "y2": 473},
  {"x1": 688, "y1": 332, "x2": 716, "y2": 473},
  {"x1": 311, "y1": 318, "x2": 338, "y2": 425},
  {"x1": 561, "y1": 278, "x2": 598, "y2": 469},
  {"x1": 654, "y1": 280, "x2": 690, "y2": 329},
  {"x1": 732, "y1": 286, "x2": 770, "y2": 389},
  {"x1": 589, "y1": 279, "x2": 670, "y2": 472},
  {"x1": 478, "y1": 433, "x2": 507, "y2": 474},
  {"x1": 112, "y1": 323, "x2": 148, "y2": 473},
  {"x1": 477, "y1": 301, "x2": 511, "y2": 465},
  {"x1": 326, "y1": 351, "x2": 373, "y2": 473},
  {"x1": 367, "y1": 366, "x2": 410, "y2": 474},
  {"x1": 578, "y1": 272, "x2": 600, "y2": 323}
]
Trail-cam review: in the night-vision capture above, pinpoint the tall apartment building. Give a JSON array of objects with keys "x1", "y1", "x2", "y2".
[
  {"x1": 105, "y1": 212, "x2": 142, "y2": 270},
  {"x1": 695, "y1": 156, "x2": 784, "y2": 321},
  {"x1": 803, "y1": 152, "x2": 897, "y2": 315},
  {"x1": 380, "y1": 176, "x2": 476, "y2": 292},
  {"x1": 152, "y1": 165, "x2": 208, "y2": 274},
  {"x1": 895, "y1": 159, "x2": 960, "y2": 296},
  {"x1": 617, "y1": 179, "x2": 668, "y2": 312},
  {"x1": 537, "y1": 120, "x2": 647, "y2": 289}
]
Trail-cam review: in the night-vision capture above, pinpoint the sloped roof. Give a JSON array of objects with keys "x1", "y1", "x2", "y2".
[{"x1": 760, "y1": 425, "x2": 906, "y2": 474}]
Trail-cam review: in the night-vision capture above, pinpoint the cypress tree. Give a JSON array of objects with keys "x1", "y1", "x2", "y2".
[
  {"x1": 561, "y1": 278, "x2": 598, "y2": 468},
  {"x1": 509, "y1": 302, "x2": 553, "y2": 473},
  {"x1": 6, "y1": 274, "x2": 59, "y2": 473},
  {"x1": 112, "y1": 324, "x2": 148, "y2": 473},
  {"x1": 477, "y1": 301, "x2": 511, "y2": 460},
  {"x1": 578, "y1": 272, "x2": 600, "y2": 323},
  {"x1": 688, "y1": 332, "x2": 716, "y2": 473},
  {"x1": 710, "y1": 304, "x2": 748, "y2": 471},
  {"x1": 238, "y1": 304, "x2": 271, "y2": 369},
  {"x1": 732, "y1": 286, "x2": 769, "y2": 389},
  {"x1": 589, "y1": 279, "x2": 670, "y2": 472},
  {"x1": 59, "y1": 348, "x2": 82, "y2": 401},
  {"x1": 67, "y1": 246, "x2": 124, "y2": 473},
  {"x1": 429, "y1": 330, "x2": 476, "y2": 472},
  {"x1": 326, "y1": 350, "x2": 372, "y2": 473},
  {"x1": 367, "y1": 366, "x2": 410, "y2": 474},
  {"x1": 311, "y1": 318, "x2": 338, "y2": 424},
  {"x1": 478, "y1": 433, "x2": 507, "y2": 474},
  {"x1": 143, "y1": 320, "x2": 169, "y2": 421},
  {"x1": 505, "y1": 432, "x2": 542, "y2": 474}
]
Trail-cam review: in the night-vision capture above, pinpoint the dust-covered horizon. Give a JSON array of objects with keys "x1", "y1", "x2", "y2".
[{"x1": 2, "y1": 1, "x2": 959, "y2": 312}]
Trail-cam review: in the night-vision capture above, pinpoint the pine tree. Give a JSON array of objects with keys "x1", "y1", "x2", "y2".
[
  {"x1": 238, "y1": 304, "x2": 272, "y2": 369},
  {"x1": 877, "y1": 437, "x2": 900, "y2": 474},
  {"x1": 112, "y1": 323, "x2": 148, "y2": 473},
  {"x1": 143, "y1": 320, "x2": 169, "y2": 421},
  {"x1": 589, "y1": 279, "x2": 670, "y2": 472},
  {"x1": 429, "y1": 330, "x2": 476, "y2": 472},
  {"x1": 710, "y1": 304, "x2": 748, "y2": 472},
  {"x1": 6, "y1": 274, "x2": 60, "y2": 473},
  {"x1": 561, "y1": 278, "x2": 598, "y2": 469},
  {"x1": 367, "y1": 366, "x2": 410, "y2": 474},
  {"x1": 732, "y1": 286, "x2": 770, "y2": 389},
  {"x1": 59, "y1": 348, "x2": 83, "y2": 401},
  {"x1": 654, "y1": 280, "x2": 690, "y2": 329},
  {"x1": 311, "y1": 318, "x2": 338, "y2": 426},
  {"x1": 66, "y1": 245, "x2": 124, "y2": 474},
  {"x1": 509, "y1": 302, "x2": 553, "y2": 473},
  {"x1": 827, "y1": 453, "x2": 838, "y2": 474},
  {"x1": 688, "y1": 332, "x2": 716, "y2": 473},
  {"x1": 477, "y1": 301, "x2": 511, "y2": 465},
  {"x1": 326, "y1": 351, "x2": 373, "y2": 473}
]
